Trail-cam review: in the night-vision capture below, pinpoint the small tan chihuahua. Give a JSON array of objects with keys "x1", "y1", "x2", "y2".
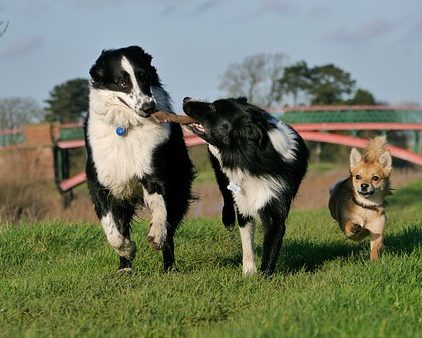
[{"x1": 329, "y1": 136, "x2": 392, "y2": 261}]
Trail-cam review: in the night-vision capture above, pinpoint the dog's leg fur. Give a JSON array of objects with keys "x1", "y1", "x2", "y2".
[
  {"x1": 86, "y1": 174, "x2": 137, "y2": 272},
  {"x1": 238, "y1": 213, "x2": 257, "y2": 275},
  {"x1": 370, "y1": 233, "x2": 383, "y2": 261},
  {"x1": 343, "y1": 219, "x2": 370, "y2": 241},
  {"x1": 141, "y1": 175, "x2": 183, "y2": 271},
  {"x1": 208, "y1": 150, "x2": 236, "y2": 230},
  {"x1": 161, "y1": 227, "x2": 176, "y2": 271},
  {"x1": 260, "y1": 202, "x2": 288, "y2": 275},
  {"x1": 101, "y1": 211, "x2": 136, "y2": 272},
  {"x1": 161, "y1": 197, "x2": 184, "y2": 272},
  {"x1": 141, "y1": 182, "x2": 167, "y2": 251}
]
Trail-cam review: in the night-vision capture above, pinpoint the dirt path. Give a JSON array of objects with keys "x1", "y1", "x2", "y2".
[
  {"x1": 189, "y1": 166, "x2": 422, "y2": 217},
  {"x1": 46, "y1": 166, "x2": 422, "y2": 223}
]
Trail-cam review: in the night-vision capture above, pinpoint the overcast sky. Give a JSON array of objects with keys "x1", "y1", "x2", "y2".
[{"x1": 1, "y1": 0, "x2": 421, "y2": 111}]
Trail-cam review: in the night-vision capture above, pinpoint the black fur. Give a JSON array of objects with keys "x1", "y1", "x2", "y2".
[
  {"x1": 85, "y1": 46, "x2": 195, "y2": 272},
  {"x1": 183, "y1": 97, "x2": 308, "y2": 275}
]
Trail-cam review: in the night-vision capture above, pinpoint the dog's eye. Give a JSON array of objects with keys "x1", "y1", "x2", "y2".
[
  {"x1": 355, "y1": 175, "x2": 361, "y2": 180},
  {"x1": 372, "y1": 176, "x2": 380, "y2": 181},
  {"x1": 219, "y1": 121, "x2": 231, "y2": 132},
  {"x1": 119, "y1": 78, "x2": 129, "y2": 88}
]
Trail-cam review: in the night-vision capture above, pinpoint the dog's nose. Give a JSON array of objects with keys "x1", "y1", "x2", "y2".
[
  {"x1": 183, "y1": 97, "x2": 192, "y2": 103},
  {"x1": 141, "y1": 101, "x2": 156, "y2": 114},
  {"x1": 360, "y1": 183, "x2": 369, "y2": 190}
]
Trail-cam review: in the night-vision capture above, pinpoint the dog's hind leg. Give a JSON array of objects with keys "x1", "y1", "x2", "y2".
[
  {"x1": 259, "y1": 204, "x2": 288, "y2": 276},
  {"x1": 162, "y1": 226, "x2": 177, "y2": 272},
  {"x1": 238, "y1": 213, "x2": 257, "y2": 275},
  {"x1": 161, "y1": 195, "x2": 188, "y2": 272}
]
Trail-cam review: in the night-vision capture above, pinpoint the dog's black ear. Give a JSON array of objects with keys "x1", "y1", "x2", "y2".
[
  {"x1": 89, "y1": 49, "x2": 111, "y2": 85},
  {"x1": 126, "y1": 45, "x2": 153, "y2": 64},
  {"x1": 89, "y1": 60, "x2": 105, "y2": 87},
  {"x1": 235, "y1": 97, "x2": 248, "y2": 104},
  {"x1": 241, "y1": 121, "x2": 268, "y2": 150},
  {"x1": 144, "y1": 52, "x2": 153, "y2": 65}
]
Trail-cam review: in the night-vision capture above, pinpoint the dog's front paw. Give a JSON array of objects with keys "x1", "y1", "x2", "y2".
[
  {"x1": 147, "y1": 223, "x2": 166, "y2": 250},
  {"x1": 147, "y1": 234, "x2": 166, "y2": 250},
  {"x1": 351, "y1": 223, "x2": 363, "y2": 234},
  {"x1": 346, "y1": 223, "x2": 370, "y2": 241}
]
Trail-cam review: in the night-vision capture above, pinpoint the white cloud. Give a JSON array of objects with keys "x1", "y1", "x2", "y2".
[
  {"x1": 1, "y1": 35, "x2": 44, "y2": 58},
  {"x1": 324, "y1": 18, "x2": 396, "y2": 43}
]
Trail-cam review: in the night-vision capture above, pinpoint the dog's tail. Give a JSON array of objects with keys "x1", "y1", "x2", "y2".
[{"x1": 364, "y1": 136, "x2": 388, "y2": 163}]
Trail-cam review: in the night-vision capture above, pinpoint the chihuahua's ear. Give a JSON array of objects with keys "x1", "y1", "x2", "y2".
[
  {"x1": 350, "y1": 148, "x2": 362, "y2": 167},
  {"x1": 379, "y1": 150, "x2": 392, "y2": 172}
]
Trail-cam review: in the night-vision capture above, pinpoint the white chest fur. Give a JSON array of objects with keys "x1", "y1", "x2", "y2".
[
  {"x1": 88, "y1": 116, "x2": 170, "y2": 198},
  {"x1": 209, "y1": 145, "x2": 286, "y2": 217}
]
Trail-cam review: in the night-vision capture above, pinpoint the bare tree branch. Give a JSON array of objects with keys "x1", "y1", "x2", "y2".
[
  {"x1": 0, "y1": 98, "x2": 45, "y2": 130},
  {"x1": 0, "y1": 20, "x2": 9, "y2": 37},
  {"x1": 219, "y1": 53, "x2": 288, "y2": 107}
]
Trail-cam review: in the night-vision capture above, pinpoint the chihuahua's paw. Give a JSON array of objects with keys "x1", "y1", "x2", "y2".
[{"x1": 351, "y1": 223, "x2": 363, "y2": 234}]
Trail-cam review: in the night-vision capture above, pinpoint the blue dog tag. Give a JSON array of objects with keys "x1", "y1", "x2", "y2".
[{"x1": 116, "y1": 126, "x2": 126, "y2": 136}]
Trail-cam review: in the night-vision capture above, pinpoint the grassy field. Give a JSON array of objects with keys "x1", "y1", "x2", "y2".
[{"x1": 1, "y1": 180, "x2": 421, "y2": 338}]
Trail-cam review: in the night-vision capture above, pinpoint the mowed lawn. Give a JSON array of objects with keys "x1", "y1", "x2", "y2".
[{"x1": 1, "y1": 181, "x2": 421, "y2": 338}]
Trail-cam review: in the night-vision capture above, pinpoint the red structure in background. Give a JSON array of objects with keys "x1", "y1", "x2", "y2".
[
  {"x1": 2, "y1": 106, "x2": 420, "y2": 193},
  {"x1": 57, "y1": 122, "x2": 422, "y2": 192},
  {"x1": 298, "y1": 131, "x2": 422, "y2": 166}
]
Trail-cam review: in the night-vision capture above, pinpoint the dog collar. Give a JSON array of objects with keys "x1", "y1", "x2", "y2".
[
  {"x1": 352, "y1": 196, "x2": 384, "y2": 212},
  {"x1": 116, "y1": 126, "x2": 127, "y2": 136}
]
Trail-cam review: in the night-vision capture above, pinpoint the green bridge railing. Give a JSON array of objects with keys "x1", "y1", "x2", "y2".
[{"x1": 279, "y1": 105, "x2": 422, "y2": 124}]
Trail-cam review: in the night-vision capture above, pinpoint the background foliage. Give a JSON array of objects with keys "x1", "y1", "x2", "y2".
[{"x1": 44, "y1": 78, "x2": 89, "y2": 123}]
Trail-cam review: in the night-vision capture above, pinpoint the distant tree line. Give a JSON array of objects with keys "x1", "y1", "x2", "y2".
[
  {"x1": 0, "y1": 98, "x2": 45, "y2": 130},
  {"x1": 219, "y1": 54, "x2": 376, "y2": 107},
  {"x1": 0, "y1": 79, "x2": 89, "y2": 129},
  {"x1": 0, "y1": 52, "x2": 394, "y2": 128}
]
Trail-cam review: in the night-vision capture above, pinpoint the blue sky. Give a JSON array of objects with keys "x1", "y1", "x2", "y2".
[{"x1": 1, "y1": 0, "x2": 421, "y2": 111}]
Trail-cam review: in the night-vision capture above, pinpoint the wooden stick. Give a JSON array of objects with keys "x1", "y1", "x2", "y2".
[{"x1": 151, "y1": 111, "x2": 196, "y2": 125}]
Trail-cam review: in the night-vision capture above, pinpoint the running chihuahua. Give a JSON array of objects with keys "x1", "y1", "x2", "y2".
[{"x1": 329, "y1": 136, "x2": 392, "y2": 261}]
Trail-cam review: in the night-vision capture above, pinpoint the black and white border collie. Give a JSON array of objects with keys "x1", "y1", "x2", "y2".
[
  {"x1": 84, "y1": 46, "x2": 195, "y2": 272},
  {"x1": 183, "y1": 97, "x2": 308, "y2": 275}
]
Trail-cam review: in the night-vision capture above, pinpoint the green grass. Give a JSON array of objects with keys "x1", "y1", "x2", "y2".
[
  {"x1": 1, "y1": 182, "x2": 421, "y2": 337},
  {"x1": 308, "y1": 161, "x2": 345, "y2": 173}
]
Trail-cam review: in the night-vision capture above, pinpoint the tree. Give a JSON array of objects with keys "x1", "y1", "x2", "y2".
[
  {"x1": 308, "y1": 64, "x2": 356, "y2": 105},
  {"x1": 278, "y1": 62, "x2": 374, "y2": 105},
  {"x1": 278, "y1": 61, "x2": 312, "y2": 105},
  {"x1": 219, "y1": 53, "x2": 288, "y2": 107},
  {"x1": 348, "y1": 88, "x2": 376, "y2": 105},
  {"x1": 0, "y1": 97, "x2": 45, "y2": 130},
  {"x1": 44, "y1": 78, "x2": 89, "y2": 123}
]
